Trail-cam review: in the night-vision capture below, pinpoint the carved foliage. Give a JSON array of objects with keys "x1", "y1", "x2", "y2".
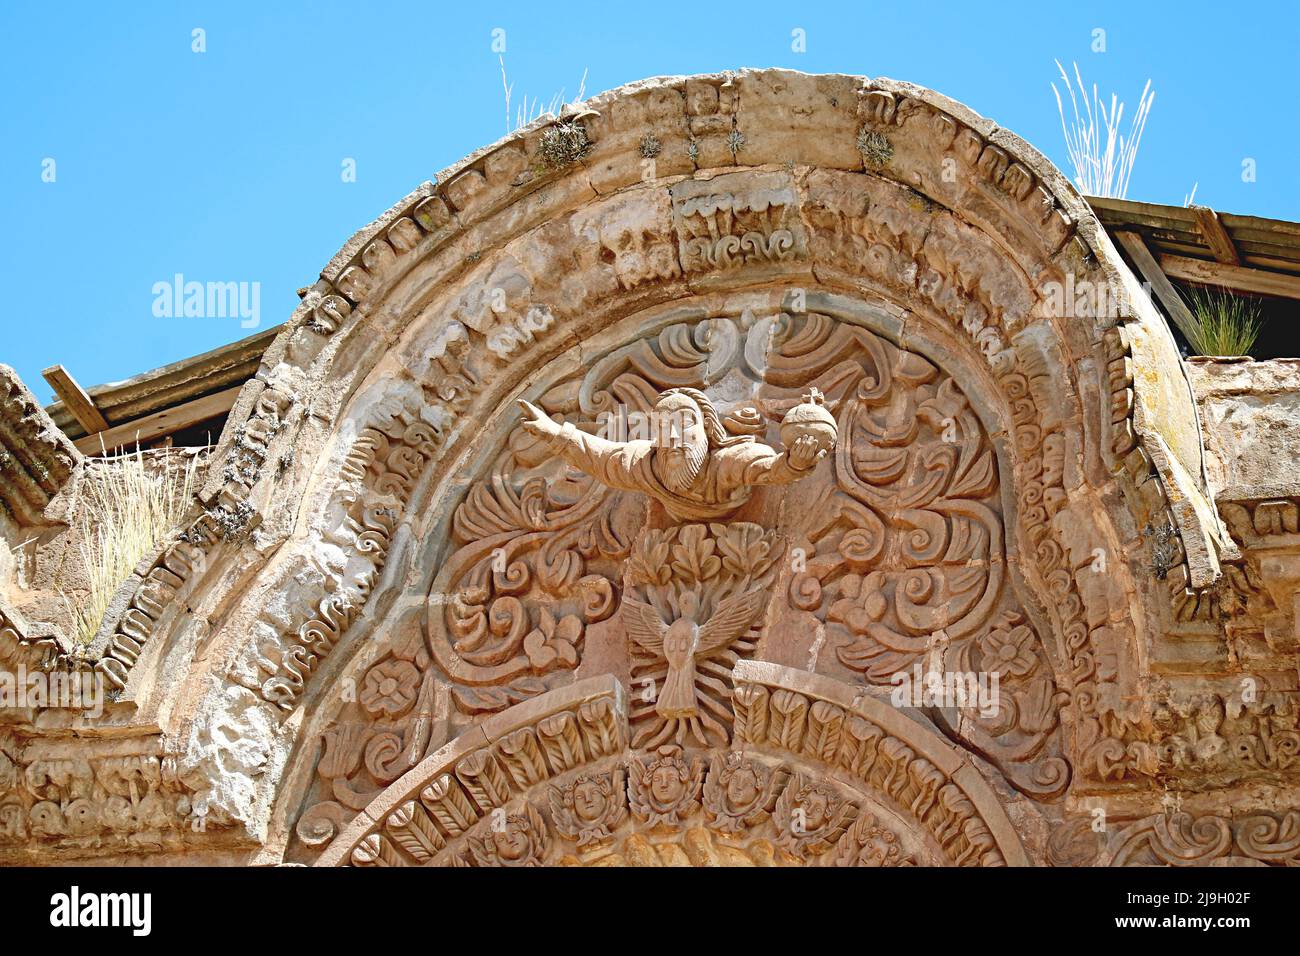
[
  {"x1": 624, "y1": 522, "x2": 782, "y2": 749},
  {"x1": 1109, "y1": 810, "x2": 1300, "y2": 867},
  {"x1": 426, "y1": 431, "x2": 629, "y2": 715},
  {"x1": 731, "y1": 678, "x2": 1005, "y2": 866}
]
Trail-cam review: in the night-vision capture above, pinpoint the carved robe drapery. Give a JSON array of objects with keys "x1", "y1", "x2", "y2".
[{"x1": 536, "y1": 423, "x2": 813, "y2": 521}]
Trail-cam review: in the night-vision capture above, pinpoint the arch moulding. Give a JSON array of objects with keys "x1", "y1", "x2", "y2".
[{"x1": 5, "y1": 69, "x2": 1292, "y2": 869}]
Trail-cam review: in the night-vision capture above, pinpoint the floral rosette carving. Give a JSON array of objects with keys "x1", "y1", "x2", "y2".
[
  {"x1": 295, "y1": 626, "x2": 441, "y2": 850},
  {"x1": 934, "y1": 609, "x2": 1071, "y2": 799}
]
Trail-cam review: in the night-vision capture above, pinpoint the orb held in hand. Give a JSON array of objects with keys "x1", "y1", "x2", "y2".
[{"x1": 779, "y1": 388, "x2": 837, "y2": 457}]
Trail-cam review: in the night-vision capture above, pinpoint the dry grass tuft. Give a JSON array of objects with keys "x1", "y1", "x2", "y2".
[
  {"x1": 1052, "y1": 60, "x2": 1154, "y2": 198},
  {"x1": 499, "y1": 56, "x2": 588, "y2": 133},
  {"x1": 61, "y1": 448, "x2": 201, "y2": 644},
  {"x1": 857, "y1": 129, "x2": 892, "y2": 168},
  {"x1": 1183, "y1": 286, "x2": 1263, "y2": 357},
  {"x1": 537, "y1": 120, "x2": 594, "y2": 169}
]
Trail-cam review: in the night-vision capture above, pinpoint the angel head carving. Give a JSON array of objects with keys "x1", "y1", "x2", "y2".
[
  {"x1": 548, "y1": 768, "x2": 628, "y2": 848},
  {"x1": 829, "y1": 811, "x2": 914, "y2": 867},
  {"x1": 517, "y1": 387, "x2": 835, "y2": 522},
  {"x1": 774, "y1": 773, "x2": 859, "y2": 860},
  {"x1": 627, "y1": 745, "x2": 705, "y2": 829},
  {"x1": 467, "y1": 802, "x2": 551, "y2": 867},
  {"x1": 702, "y1": 752, "x2": 788, "y2": 833}
]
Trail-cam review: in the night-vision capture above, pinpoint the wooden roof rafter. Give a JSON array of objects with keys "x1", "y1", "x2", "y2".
[{"x1": 1089, "y1": 196, "x2": 1300, "y2": 302}]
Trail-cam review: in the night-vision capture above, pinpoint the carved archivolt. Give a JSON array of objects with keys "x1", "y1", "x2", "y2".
[
  {"x1": 7, "y1": 69, "x2": 1270, "y2": 864},
  {"x1": 288, "y1": 303, "x2": 1076, "y2": 845},
  {"x1": 261, "y1": 405, "x2": 440, "y2": 712},
  {"x1": 313, "y1": 664, "x2": 1029, "y2": 867}
]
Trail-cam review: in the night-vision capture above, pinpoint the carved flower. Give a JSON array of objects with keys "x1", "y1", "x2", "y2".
[
  {"x1": 979, "y1": 624, "x2": 1037, "y2": 678},
  {"x1": 523, "y1": 608, "x2": 581, "y2": 671},
  {"x1": 828, "y1": 572, "x2": 888, "y2": 633},
  {"x1": 360, "y1": 659, "x2": 421, "y2": 716}
]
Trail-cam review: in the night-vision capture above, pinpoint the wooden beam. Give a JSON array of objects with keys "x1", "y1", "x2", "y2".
[
  {"x1": 42, "y1": 365, "x2": 109, "y2": 435},
  {"x1": 1190, "y1": 205, "x2": 1240, "y2": 265},
  {"x1": 74, "y1": 386, "x2": 242, "y2": 455},
  {"x1": 1113, "y1": 231, "x2": 1198, "y2": 341},
  {"x1": 1160, "y1": 253, "x2": 1300, "y2": 301}
]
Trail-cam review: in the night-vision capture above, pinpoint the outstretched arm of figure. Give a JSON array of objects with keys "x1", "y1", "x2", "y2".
[
  {"x1": 515, "y1": 400, "x2": 643, "y2": 489},
  {"x1": 743, "y1": 434, "x2": 829, "y2": 486}
]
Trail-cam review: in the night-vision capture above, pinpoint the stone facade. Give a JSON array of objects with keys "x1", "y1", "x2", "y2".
[{"x1": 1, "y1": 69, "x2": 1296, "y2": 867}]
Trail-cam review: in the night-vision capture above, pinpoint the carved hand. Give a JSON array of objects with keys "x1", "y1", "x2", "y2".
[
  {"x1": 787, "y1": 434, "x2": 828, "y2": 472},
  {"x1": 516, "y1": 399, "x2": 563, "y2": 441}
]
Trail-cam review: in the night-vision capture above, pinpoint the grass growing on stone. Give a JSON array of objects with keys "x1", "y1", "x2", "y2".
[
  {"x1": 1184, "y1": 286, "x2": 1263, "y2": 357},
  {"x1": 1051, "y1": 59, "x2": 1153, "y2": 199},
  {"x1": 499, "y1": 57, "x2": 588, "y2": 133},
  {"x1": 857, "y1": 129, "x2": 892, "y2": 168},
  {"x1": 61, "y1": 448, "x2": 201, "y2": 644},
  {"x1": 538, "y1": 120, "x2": 594, "y2": 169}
]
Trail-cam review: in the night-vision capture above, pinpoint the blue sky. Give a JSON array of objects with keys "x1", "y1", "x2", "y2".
[{"x1": 3, "y1": 0, "x2": 1297, "y2": 403}]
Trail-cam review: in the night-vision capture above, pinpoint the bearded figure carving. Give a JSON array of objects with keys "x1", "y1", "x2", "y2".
[{"x1": 516, "y1": 387, "x2": 835, "y2": 522}]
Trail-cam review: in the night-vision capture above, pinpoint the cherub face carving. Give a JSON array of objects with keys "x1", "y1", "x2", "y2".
[
  {"x1": 726, "y1": 764, "x2": 761, "y2": 807},
  {"x1": 493, "y1": 817, "x2": 532, "y2": 861},
  {"x1": 572, "y1": 777, "x2": 609, "y2": 823},
  {"x1": 650, "y1": 762, "x2": 687, "y2": 808},
  {"x1": 830, "y1": 812, "x2": 913, "y2": 868},
  {"x1": 628, "y1": 745, "x2": 704, "y2": 829},
  {"x1": 774, "y1": 773, "x2": 859, "y2": 860},
  {"x1": 467, "y1": 803, "x2": 550, "y2": 867},
  {"x1": 702, "y1": 751, "x2": 787, "y2": 833},
  {"x1": 548, "y1": 769, "x2": 628, "y2": 849}
]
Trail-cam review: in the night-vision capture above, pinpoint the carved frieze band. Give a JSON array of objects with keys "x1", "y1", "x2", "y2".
[
  {"x1": 0, "y1": 731, "x2": 227, "y2": 855},
  {"x1": 313, "y1": 667, "x2": 1028, "y2": 868}
]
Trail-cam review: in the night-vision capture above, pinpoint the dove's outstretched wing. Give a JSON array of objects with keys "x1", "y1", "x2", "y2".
[
  {"x1": 695, "y1": 588, "x2": 768, "y2": 655},
  {"x1": 620, "y1": 597, "x2": 668, "y2": 654}
]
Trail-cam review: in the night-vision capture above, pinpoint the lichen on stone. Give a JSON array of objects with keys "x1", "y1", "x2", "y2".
[{"x1": 210, "y1": 500, "x2": 257, "y2": 544}]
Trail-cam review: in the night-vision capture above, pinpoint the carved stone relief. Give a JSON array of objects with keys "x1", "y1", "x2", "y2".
[
  {"x1": 288, "y1": 300, "x2": 1082, "y2": 853},
  {"x1": 6, "y1": 69, "x2": 1290, "y2": 867},
  {"x1": 311, "y1": 667, "x2": 1028, "y2": 868}
]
